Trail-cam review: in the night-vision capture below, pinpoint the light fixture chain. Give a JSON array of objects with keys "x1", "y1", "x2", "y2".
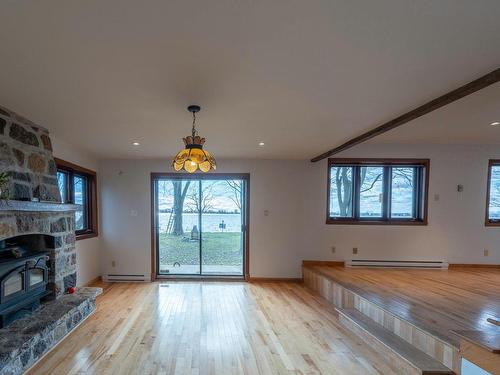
[{"x1": 192, "y1": 111, "x2": 197, "y2": 138}]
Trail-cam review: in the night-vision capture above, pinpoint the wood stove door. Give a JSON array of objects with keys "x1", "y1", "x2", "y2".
[
  {"x1": 26, "y1": 259, "x2": 48, "y2": 291},
  {"x1": 0, "y1": 265, "x2": 26, "y2": 304}
]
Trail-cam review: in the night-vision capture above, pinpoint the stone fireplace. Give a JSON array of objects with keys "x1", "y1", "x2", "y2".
[
  {"x1": 0, "y1": 105, "x2": 100, "y2": 375},
  {"x1": 0, "y1": 104, "x2": 78, "y2": 299}
]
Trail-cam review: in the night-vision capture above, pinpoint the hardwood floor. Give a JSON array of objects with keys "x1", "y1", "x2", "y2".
[
  {"x1": 305, "y1": 266, "x2": 500, "y2": 348},
  {"x1": 27, "y1": 281, "x2": 402, "y2": 375}
]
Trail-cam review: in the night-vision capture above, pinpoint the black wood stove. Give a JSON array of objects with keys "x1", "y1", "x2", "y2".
[{"x1": 0, "y1": 237, "x2": 50, "y2": 327}]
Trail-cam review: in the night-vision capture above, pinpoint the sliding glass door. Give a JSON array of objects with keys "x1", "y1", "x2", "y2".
[
  {"x1": 156, "y1": 178, "x2": 200, "y2": 275},
  {"x1": 153, "y1": 174, "x2": 248, "y2": 277}
]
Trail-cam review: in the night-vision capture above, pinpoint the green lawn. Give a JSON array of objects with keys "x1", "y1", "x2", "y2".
[{"x1": 158, "y1": 232, "x2": 243, "y2": 266}]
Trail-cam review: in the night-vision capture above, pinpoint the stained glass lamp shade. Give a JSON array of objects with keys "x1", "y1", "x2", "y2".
[{"x1": 172, "y1": 105, "x2": 216, "y2": 173}]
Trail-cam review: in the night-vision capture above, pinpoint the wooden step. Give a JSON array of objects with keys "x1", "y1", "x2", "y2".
[{"x1": 337, "y1": 308, "x2": 454, "y2": 375}]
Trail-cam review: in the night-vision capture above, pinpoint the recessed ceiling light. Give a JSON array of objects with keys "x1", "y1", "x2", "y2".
[
  {"x1": 258, "y1": 142, "x2": 265, "y2": 146},
  {"x1": 132, "y1": 142, "x2": 140, "y2": 146},
  {"x1": 490, "y1": 121, "x2": 500, "y2": 126}
]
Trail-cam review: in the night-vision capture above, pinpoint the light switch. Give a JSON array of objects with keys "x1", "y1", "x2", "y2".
[{"x1": 130, "y1": 210, "x2": 138, "y2": 217}]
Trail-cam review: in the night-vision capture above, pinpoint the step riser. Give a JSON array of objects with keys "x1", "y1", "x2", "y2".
[
  {"x1": 339, "y1": 314, "x2": 427, "y2": 375},
  {"x1": 303, "y1": 267, "x2": 460, "y2": 373}
]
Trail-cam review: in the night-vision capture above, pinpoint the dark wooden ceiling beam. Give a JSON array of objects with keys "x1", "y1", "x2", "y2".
[{"x1": 311, "y1": 68, "x2": 500, "y2": 162}]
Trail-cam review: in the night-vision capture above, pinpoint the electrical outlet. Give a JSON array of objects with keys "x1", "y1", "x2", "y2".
[
  {"x1": 484, "y1": 249, "x2": 489, "y2": 257},
  {"x1": 331, "y1": 246, "x2": 336, "y2": 254},
  {"x1": 111, "y1": 260, "x2": 116, "y2": 267},
  {"x1": 352, "y1": 247, "x2": 358, "y2": 255},
  {"x1": 434, "y1": 194, "x2": 440, "y2": 201}
]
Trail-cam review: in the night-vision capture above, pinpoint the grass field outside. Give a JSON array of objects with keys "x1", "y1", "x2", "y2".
[{"x1": 158, "y1": 232, "x2": 243, "y2": 266}]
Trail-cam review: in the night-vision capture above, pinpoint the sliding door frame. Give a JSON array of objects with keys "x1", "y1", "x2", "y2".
[{"x1": 150, "y1": 172, "x2": 250, "y2": 281}]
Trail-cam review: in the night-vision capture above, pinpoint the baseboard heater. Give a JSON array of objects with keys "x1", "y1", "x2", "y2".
[
  {"x1": 346, "y1": 260, "x2": 449, "y2": 269},
  {"x1": 104, "y1": 274, "x2": 149, "y2": 282}
]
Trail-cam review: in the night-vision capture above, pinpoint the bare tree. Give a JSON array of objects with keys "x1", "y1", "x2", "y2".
[
  {"x1": 490, "y1": 198, "x2": 500, "y2": 208},
  {"x1": 334, "y1": 167, "x2": 414, "y2": 214},
  {"x1": 186, "y1": 181, "x2": 216, "y2": 213},
  {"x1": 157, "y1": 181, "x2": 173, "y2": 210},
  {"x1": 226, "y1": 180, "x2": 242, "y2": 211},
  {"x1": 172, "y1": 180, "x2": 191, "y2": 235},
  {"x1": 335, "y1": 167, "x2": 353, "y2": 216},
  {"x1": 392, "y1": 168, "x2": 413, "y2": 186}
]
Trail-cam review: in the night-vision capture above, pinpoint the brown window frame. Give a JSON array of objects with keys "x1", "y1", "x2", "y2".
[
  {"x1": 55, "y1": 158, "x2": 98, "y2": 240},
  {"x1": 326, "y1": 158, "x2": 429, "y2": 225},
  {"x1": 485, "y1": 159, "x2": 500, "y2": 226}
]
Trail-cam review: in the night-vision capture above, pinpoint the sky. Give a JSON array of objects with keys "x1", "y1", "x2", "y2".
[{"x1": 157, "y1": 179, "x2": 243, "y2": 212}]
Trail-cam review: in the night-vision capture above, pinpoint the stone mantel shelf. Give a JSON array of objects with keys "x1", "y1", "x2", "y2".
[{"x1": 0, "y1": 200, "x2": 81, "y2": 212}]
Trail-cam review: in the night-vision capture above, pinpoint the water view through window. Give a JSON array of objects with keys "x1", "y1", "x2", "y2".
[
  {"x1": 488, "y1": 164, "x2": 500, "y2": 220},
  {"x1": 391, "y1": 167, "x2": 415, "y2": 218},
  {"x1": 73, "y1": 175, "x2": 86, "y2": 231},
  {"x1": 328, "y1": 159, "x2": 427, "y2": 224},
  {"x1": 56, "y1": 170, "x2": 88, "y2": 231},
  {"x1": 155, "y1": 176, "x2": 247, "y2": 276},
  {"x1": 55, "y1": 159, "x2": 97, "y2": 238},
  {"x1": 359, "y1": 166, "x2": 383, "y2": 218}
]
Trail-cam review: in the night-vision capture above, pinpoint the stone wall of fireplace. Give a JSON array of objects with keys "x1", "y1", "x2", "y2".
[
  {"x1": 0, "y1": 104, "x2": 77, "y2": 297},
  {"x1": 0, "y1": 105, "x2": 60, "y2": 202}
]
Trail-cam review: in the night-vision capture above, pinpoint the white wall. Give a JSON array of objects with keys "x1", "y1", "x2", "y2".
[
  {"x1": 98, "y1": 143, "x2": 500, "y2": 280},
  {"x1": 99, "y1": 159, "x2": 309, "y2": 279},
  {"x1": 301, "y1": 143, "x2": 500, "y2": 265},
  {"x1": 51, "y1": 136, "x2": 101, "y2": 286}
]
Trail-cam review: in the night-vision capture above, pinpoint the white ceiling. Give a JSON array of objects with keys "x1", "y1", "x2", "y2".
[
  {"x1": 370, "y1": 82, "x2": 500, "y2": 145},
  {"x1": 0, "y1": 0, "x2": 499, "y2": 160}
]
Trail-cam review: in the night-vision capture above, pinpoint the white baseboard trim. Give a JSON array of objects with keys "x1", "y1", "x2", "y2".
[{"x1": 103, "y1": 274, "x2": 150, "y2": 282}]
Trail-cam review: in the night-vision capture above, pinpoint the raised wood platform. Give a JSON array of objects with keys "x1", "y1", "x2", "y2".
[
  {"x1": 452, "y1": 329, "x2": 500, "y2": 374},
  {"x1": 303, "y1": 265, "x2": 500, "y2": 373}
]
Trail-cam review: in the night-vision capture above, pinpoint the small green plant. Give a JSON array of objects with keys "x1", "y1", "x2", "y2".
[{"x1": 0, "y1": 172, "x2": 10, "y2": 200}]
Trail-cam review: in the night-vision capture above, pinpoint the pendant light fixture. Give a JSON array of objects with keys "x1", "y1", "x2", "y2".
[{"x1": 172, "y1": 105, "x2": 216, "y2": 173}]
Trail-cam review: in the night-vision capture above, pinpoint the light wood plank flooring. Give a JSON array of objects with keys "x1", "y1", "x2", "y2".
[
  {"x1": 305, "y1": 266, "x2": 500, "y2": 348},
  {"x1": 28, "y1": 281, "x2": 402, "y2": 375}
]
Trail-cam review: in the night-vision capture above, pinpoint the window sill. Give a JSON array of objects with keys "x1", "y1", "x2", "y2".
[
  {"x1": 326, "y1": 219, "x2": 427, "y2": 226},
  {"x1": 485, "y1": 221, "x2": 500, "y2": 227},
  {"x1": 76, "y1": 231, "x2": 99, "y2": 241}
]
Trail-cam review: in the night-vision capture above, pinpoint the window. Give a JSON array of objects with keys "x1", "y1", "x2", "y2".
[
  {"x1": 55, "y1": 158, "x2": 98, "y2": 239},
  {"x1": 327, "y1": 158, "x2": 429, "y2": 225},
  {"x1": 486, "y1": 160, "x2": 500, "y2": 225}
]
